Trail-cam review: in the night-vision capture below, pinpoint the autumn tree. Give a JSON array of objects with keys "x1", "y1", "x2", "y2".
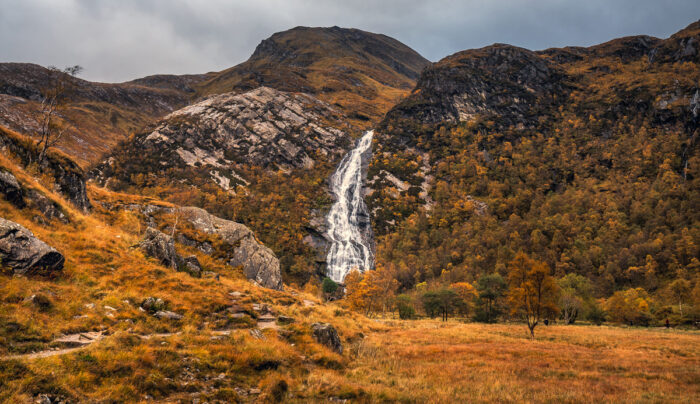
[
  {"x1": 507, "y1": 252, "x2": 560, "y2": 337},
  {"x1": 37, "y1": 65, "x2": 82, "y2": 165},
  {"x1": 605, "y1": 288, "x2": 653, "y2": 326},
  {"x1": 451, "y1": 282, "x2": 477, "y2": 318},
  {"x1": 343, "y1": 265, "x2": 398, "y2": 317}
]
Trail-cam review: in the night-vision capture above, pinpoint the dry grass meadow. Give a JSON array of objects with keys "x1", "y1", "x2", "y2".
[{"x1": 310, "y1": 320, "x2": 700, "y2": 403}]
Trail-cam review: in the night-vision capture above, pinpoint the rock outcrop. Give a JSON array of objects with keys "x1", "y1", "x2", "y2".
[
  {"x1": 311, "y1": 323, "x2": 343, "y2": 354},
  {"x1": 139, "y1": 227, "x2": 180, "y2": 269},
  {"x1": 0, "y1": 126, "x2": 90, "y2": 211},
  {"x1": 0, "y1": 170, "x2": 25, "y2": 208},
  {"x1": 0, "y1": 217, "x2": 64, "y2": 275},
  {"x1": 179, "y1": 207, "x2": 283, "y2": 290},
  {"x1": 92, "y1": 87, "x2": 353, "y2": 192},
  {"x1": 138, "y1": 227, "x2": 202, "y2": 277}
]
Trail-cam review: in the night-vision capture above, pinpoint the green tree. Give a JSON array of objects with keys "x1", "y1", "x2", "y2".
[
  {"x1": 422, "y1": 288, "x2": 458, "y2": 321},
  {"x1": 558, "y1": 273, "x2": 593, "y2": 324},
  {"x1": 474, "y1": 273, "x2": 506, "y2": 323},
  {"x1": 395, "y1": 294, "x2": 416, "y2": 319},
  {"x1": 322, "y1": 277, "x2": 339, "y2": 295}
]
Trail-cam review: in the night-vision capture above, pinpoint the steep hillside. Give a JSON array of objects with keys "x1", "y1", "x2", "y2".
[
  {"x1": 0, "y1": 126, "x2": 381, "y2": 403},
  {"x1": 92, "y1": 87, "x2": 358, "y2": 285},
  {"x1": 195, "y1": 26, "x2": 430, "y2": 125},
  {"x1": 0, "y1": 63, "x2": 204, "y2": 166},
  {"x1": 368, "y1": 21, "x2": 700, "y2": 295}
]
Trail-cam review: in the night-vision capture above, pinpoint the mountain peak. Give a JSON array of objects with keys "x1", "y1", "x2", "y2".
[{"x1": 196, "y1": 26, "x2": 430, "y2": 125}]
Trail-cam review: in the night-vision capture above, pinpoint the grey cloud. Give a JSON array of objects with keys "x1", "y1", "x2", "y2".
[{"x1": 1, "y1": 0, "x2": 698, "y2": 82}]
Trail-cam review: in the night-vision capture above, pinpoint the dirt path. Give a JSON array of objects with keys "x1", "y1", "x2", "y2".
[
  {"x1": 0, "y1": 331, "x2": 180, "y2": 361},
  {"x1": 3, "y1": 346, "x2": 87, "y2": 361}
]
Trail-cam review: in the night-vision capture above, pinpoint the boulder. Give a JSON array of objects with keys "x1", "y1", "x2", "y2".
[
  {"x1": 0, "y1": 217, "x2": 64, "y2": 275},
  {"x1": 141, "y1": 297, "x2": 167, "y2": 313},
  {"x1": 139, "y1": 227, "x2": 179, "y2": 269},
  {"x1": 180, "y1": 255, "x2": 202, "y2": 277},
  {"x1": 179, "y1": 207, "x2": 283, "y2": 290},
  {"x1": 311, "y1": 322, "x2": 343, "y2": 354},
  {"x1": 154, "y1": 310, "x2": 183, "y2": 320},
  {"x1": 0, "y1": 170, "x2": 25, "y2": 208}
]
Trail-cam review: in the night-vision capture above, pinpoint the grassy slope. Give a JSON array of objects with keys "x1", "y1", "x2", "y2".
[
  {"x1": 0, "y1": 134, "x2": 382, "y2": 402},
  {"x1": 1, "y1": 138, "x2": 698, "y2": 402},
  {"x1": 194, "y1": 26, "x2": 430, "y2": 127}
]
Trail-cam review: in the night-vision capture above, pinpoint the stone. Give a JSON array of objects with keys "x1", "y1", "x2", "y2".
[
  {"x1": 154, "y1": 310, "x2": 183, "y2": 320},
  {"x1": 180, "y1": 255, "x2": 202, "y2": 277},
  {"x1": 277, "y1": 315, "x2": 295, "y2": 325},
  {"x1": 0, "y1": 217, "x2": 64, "y2": 275},
  {"x1": 141, "y1": 297, "x2": 167, "y2": 313},
  {"x1": 25, "y1": 189, "x2": 68, "y2": 222},
  {"x1": 179, "y1": 207, "x2": 283, "y2": 290},
  {"x1": 139, "y1": 227, "x2": 179, "y2": 269},
  {"x1": 0, "y1": 170, "x2": 25, "y2": 208},
  {"x1": 311, "y1": 322, "x2": 343, "y2": 354}
]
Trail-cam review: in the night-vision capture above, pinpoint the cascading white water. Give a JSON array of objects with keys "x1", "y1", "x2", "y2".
[{"x1": 326, "y1": 130, "x2": 374, "y2": 282}]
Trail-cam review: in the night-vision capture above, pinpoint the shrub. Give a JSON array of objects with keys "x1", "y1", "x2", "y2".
[
  {"x1": 587, "y1": 303, "x2": 607, "y2": 325},
  {"x1": 395, "y1": 294, "x2": 416, "y2": 319},
  {"x1": 322, "y1": 277, "x2": 339, "y2": 295}
]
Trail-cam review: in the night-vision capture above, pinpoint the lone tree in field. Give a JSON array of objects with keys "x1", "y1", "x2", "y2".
[
  {"x1": 37, "y1": 65, "x2": 82, "y2": 165},
  {"x1": 507, "y1": 252, "x2": 560, "y2": 337}
]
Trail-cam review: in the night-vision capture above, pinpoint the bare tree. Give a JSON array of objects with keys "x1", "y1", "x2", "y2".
[{"x1": 36, "y1": 65, "x2": 83, "y2": 165}]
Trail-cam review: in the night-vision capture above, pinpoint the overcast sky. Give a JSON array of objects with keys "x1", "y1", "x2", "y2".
[{"x1": 1, "y1": 0, "x2": 698, "y2": 83}]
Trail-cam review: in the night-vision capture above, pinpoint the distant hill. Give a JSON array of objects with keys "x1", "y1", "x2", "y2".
[
  {"x1": 0, "y1": 63, "x2": 202, "y2": 166},
  {"x1": 0, "y1": 26, "x2": 428, "y2": 166},
  {"x1": 194, "y1": 26, "x2": 430, "y2": 125}
]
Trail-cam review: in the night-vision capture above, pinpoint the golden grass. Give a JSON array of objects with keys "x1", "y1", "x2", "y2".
[
  {"x1": 318, "y1": 320, "x2": 700, "y2": 403},
  {"x1": 2, "y1": 135, "x2": 699, "y2": 403}
]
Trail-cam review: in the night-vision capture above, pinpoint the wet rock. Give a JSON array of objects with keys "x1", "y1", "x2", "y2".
[
  {"x1": 180, "y1": 207, "x2": 283, "y2": 290},
  {"x1": 311, "y1": 322, "x2": 343, "y2": 354},
  {"x1": 0, "y1": 217, "x2": 64, "y2": 275},
  {"x1": 0, "y1": 169, "x2": 25, "y2": 208}
]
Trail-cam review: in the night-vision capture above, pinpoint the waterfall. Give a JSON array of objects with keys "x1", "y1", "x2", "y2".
[{"x1": 325, "y1": 130, "x2": 374, "y2": 283}]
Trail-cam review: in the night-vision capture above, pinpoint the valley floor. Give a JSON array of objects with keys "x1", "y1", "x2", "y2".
[{"x1": 321, "y1": 320, "x2": 700, "y2": 403}]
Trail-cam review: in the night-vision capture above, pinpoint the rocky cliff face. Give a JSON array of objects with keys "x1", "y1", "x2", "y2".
[
  {"x1": 92, "y1": 86, "x2": 353, "y2": 191},
  {"x1": 0, "y1": 126, "x2": 90, "y2": 212},
  {"x1": 368, "y1": 21, "x2": 700, "y2": 235},
  {"x1": 377, "y1": 44, "x2": 567, "y2": 147},
  {"x1": 179, "y1": 207, "x2": 283, "y2": 290}
]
